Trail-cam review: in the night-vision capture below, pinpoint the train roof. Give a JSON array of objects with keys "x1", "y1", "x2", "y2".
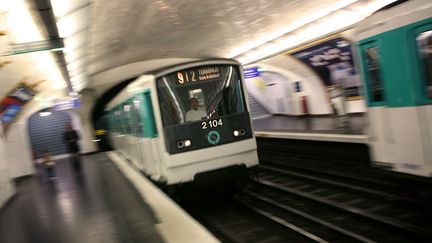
[{"x1": 353, "y1": 0, "x2": 432, "y2": 41}]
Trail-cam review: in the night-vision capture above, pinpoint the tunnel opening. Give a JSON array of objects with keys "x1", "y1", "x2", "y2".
[{"x1": 28, "y1": 108, "x2": 76, "y2": 161}]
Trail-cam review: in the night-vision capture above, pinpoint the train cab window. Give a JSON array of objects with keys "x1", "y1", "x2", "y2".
[
  {"x1": 364, "y1": 46, "x2": 384, "y2": 102},
  {"x1": 416, "y1": 30, "x2": 432, "y2": 98},
  {"x1": 156, "y1": 65, "x2": 246, "y2": 127}
]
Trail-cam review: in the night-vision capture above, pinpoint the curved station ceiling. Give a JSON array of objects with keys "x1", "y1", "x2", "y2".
[{"x1": 0, "y1": 0, "x2": 397, "y2": 99}]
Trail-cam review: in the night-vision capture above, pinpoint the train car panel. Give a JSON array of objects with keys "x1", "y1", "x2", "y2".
[
  {"x1": 366, "y1": 107, "x2": 391, "y2": 164},
  {"x1": 354, "y1": 0, "x2": 432, "y2": 176},
  {"x1": 164, "y1": 146, "x2": 258, "y2": 184},
  {"x1": 422, "y1": 105, "x2": 432, "y2": 174},
  {"x1": 387, "y1": 107, "x2": 428, "y2": 176},
  {"x1": 161, "y1": 138, "x2": 257, "y2": 169}
]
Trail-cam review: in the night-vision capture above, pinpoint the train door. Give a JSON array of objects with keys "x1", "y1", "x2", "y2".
[
  {"x1": 122, "y1": 102, "x2": 133, "y2": 160},
  {"x1": 127, "y1": 98, "x2": 142, "y2": 169},
  {"x1": 131, "y1": 95, "x2": 146, "y2": 170},
  {"x1": 113, "y1": 107, "x2": 122, "y2": 150},
  {"x1": 358, "y1": 41, "x2": 393, "y2": 166},
  {"x1": 142, "y1": 91, "x2": 159, "y2": 177},
  {"x1": 414, "y1": 24, "x2": 432, "y2": 175}
]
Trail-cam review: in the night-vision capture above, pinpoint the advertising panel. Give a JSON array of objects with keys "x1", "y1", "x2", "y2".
[
  {"x1": 290, "y1": 36, "x2": 361, "y2": 98},
  {"x1": 0, "y1": 83, "x2": 37, "y2": 130}
]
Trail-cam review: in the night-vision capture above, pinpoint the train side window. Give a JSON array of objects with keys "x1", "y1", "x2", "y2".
[
  {"x1": 123, "y1": 103, "x2": 132, "y2": 134},
  {"x1": 130, "y1": 99, "x2": 141, "y2": 137},
  {"x1": 115, "y1": 107, "x2": 122, "y2": 134},
  {"x1": 363, "y1": 45, "x2": 384, "y2": 102},
  {"x1": 416, "y1": 30, "x2": 432, "y2": 98}
]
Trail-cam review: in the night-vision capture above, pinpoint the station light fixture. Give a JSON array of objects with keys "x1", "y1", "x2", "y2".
[
  {"x1": 0, "y1": 1, "x2": 67, "y2": 91},
  {"x1": 51, "y1": 0, "x2": 90, "y2": 92},
  {"x1": 50, "y1": 47, "x2": 64, "y2": 52},
  {"x1": 233, "y1": 0, "x2": 398, "y2": 64},
  {"x1": 39, "y1": 111, "x2": 52, "y2": 117}
]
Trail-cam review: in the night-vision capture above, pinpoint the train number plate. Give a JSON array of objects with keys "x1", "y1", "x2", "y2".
[{"x1": 201, "y1": 119, "x2": 223, "y2": 130}]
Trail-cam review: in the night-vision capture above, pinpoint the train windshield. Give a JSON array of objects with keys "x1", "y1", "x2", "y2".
[{"x1": 156, "y1": 65, "x2": 246, "y2": 127}]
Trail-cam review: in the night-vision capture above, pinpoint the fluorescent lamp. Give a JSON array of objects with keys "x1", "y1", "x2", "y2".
[
  {"x1": 1, "y1": 1, "x2": 43, "y2": 42},
  {"x1": 39, "y1": 111, "x2": 52, "y2": 117},
  {"x1": 51, "y1": 47, "x2": 64, "y2": 52}
]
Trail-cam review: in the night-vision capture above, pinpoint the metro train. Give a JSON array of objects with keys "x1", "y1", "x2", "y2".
[
  {"x1": 106, "y1": 59, "x2": 259, "y2": 188},
  {"x1": 353, "y1": 0, "x2": 432, "y2": 176}
]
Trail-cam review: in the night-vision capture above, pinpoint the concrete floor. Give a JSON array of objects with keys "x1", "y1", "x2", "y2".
[{"x1": 0, "y1": 154, "x2": 164, "y2": 243}]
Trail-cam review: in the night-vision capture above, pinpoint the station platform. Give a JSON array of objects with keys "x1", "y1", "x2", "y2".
[
  {"x1": 252, "y1": 114, "x2": 368, "y2": 143},
  {"x1": 0, "y1": 154, "x2": 218, "y2": 243}
]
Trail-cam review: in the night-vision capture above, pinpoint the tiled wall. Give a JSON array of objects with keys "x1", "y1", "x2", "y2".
[
  {"x1": 5, "y1": 123, "x2": 35, "y2": 179},
  {"x1": 0, "y1": 130, "x2": 15, "y2": 208}
]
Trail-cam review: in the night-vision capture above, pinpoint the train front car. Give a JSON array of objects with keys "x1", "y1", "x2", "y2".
[{"x1": 154, "y1": 60, "x2": 259, "y2": 187}]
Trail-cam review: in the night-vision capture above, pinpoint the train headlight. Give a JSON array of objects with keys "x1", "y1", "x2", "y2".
[
  {"x1": 233, "y1": 130, "x2": 240, "y2": 137},
  {"x1": 176, "y1": 141, "x2": 184, "y2": 148},
  {"x1": 177, "y1": 139, "x2": 192, "y2": 149},
  {"x1": 233, "y1": 129, "x2": 246, "y2": 137}
]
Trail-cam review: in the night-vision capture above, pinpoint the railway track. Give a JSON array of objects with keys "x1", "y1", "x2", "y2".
[
  {"x1": 185, "y1": 165, "x2": 431, "y2": 242},
  {"x1": 182, "y1": 138, "x2": 432, "y2": 242},
  {"x1": 247, "y1": 165, "x2": 432, "y2": 241},
  {"x1": 256, "y1": 137, "x2": 432, "y2": 201},
  {"x1": 184, "y1": 192, "x2": 322, "y2": 243}
]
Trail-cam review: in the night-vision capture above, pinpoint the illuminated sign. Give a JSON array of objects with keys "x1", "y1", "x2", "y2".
[
  {"x1": 176, "y1": 67, "x2": 220, "y2": 85},
  {"x1": 244, "y1": 67, "x2": 260, "y2": 79},
  {"x1": 53, "y1": 97, "x2": 80, "y2": 111}
]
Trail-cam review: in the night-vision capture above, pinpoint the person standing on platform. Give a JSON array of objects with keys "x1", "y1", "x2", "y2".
[
  {"x1": 42, "y1": 150, "x2": 56, "y2": 180},
  {"x1": 328, "y1": 85, "x2": 349, "y2": 128},
  {"x1": 64, "y1": 123, "x2": 82, "y2": 174}
]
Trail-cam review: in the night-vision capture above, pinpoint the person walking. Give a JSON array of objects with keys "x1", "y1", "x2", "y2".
[{"x1": 64, "y1": 123, "x2": 82, "y2": 174}]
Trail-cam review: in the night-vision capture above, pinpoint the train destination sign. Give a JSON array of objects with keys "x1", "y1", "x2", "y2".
[{"x1": 175, "y1": 66, "x2": 221, "y2": 85}]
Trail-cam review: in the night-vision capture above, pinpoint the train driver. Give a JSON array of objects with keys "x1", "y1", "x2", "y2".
[{"x1": 185, "y1": 97, "x2": 207, "y2": 122}]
